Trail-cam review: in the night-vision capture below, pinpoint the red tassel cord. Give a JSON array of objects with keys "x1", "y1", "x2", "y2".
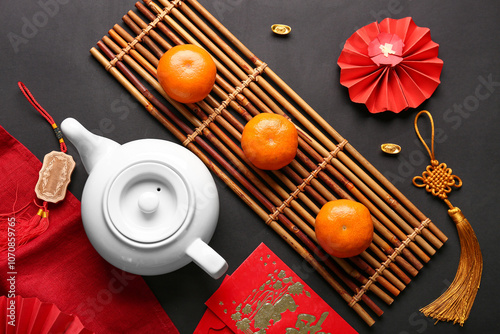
[
  {"x1": 18, "y1": 82, "x2": 67, "y2": 153},
  {"x1": 1, "y1": 83, "x2": 70, "y2": 251},
  {"x1": 16, "y1": 201, "x2": 50, "y2": 246},
  {"x1": 0, "y1": 200, "x2": 50, "y2": 251}
]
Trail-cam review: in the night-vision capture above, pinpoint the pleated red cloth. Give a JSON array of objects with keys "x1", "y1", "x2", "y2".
[{"x1": 0, "y1": 125, "x2": 179, "y2": 334}]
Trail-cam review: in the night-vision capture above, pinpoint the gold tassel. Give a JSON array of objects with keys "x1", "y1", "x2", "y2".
[
  {"x1": 420, "y1": 202, "x2": 483, "y2": 326},
  {"x1": 413, "y1": 110, "x2": 483, "y2": 325}
]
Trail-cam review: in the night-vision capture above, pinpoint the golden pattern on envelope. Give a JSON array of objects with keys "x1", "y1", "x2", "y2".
[
  {"x1": 206, "y1": 243, "x2": 357, "y2": 333},
  {"x1": 219, "y1": 254, "x2": 332, "y2": 333}
]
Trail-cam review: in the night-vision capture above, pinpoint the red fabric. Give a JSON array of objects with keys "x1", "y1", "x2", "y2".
[{"x1": 0, "y1": 126, "x2": 179, "y2": 333}]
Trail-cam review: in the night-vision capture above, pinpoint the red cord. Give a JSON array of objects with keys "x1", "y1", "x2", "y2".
[{"x1": 18, "y1": 82, "x2": 67, "y2": 153}]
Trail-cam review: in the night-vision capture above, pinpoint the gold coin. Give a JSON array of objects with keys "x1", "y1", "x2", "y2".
[
  {"x1": 381, "y1": 143, "x2": 401, "y2": 154},
  {"x1": 271, "y1": 24, "x2": 291, "y2": 35}
]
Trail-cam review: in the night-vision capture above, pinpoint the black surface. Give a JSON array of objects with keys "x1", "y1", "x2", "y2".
[{"x1": 1, "y1": 1, "x2": 499, "y2": 333}]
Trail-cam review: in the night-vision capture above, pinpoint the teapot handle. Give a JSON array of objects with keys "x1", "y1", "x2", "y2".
[{"x1": 185, "y1": 238, "x2": 228, "y2": 279}]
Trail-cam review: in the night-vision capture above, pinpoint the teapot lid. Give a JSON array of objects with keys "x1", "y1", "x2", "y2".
[{"x1": 104, "y1": 161, "x2": 192, "y2": 244}]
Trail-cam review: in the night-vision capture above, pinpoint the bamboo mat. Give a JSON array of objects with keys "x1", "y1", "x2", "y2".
[{"x1": 90, "y1": 0, "x2": 447, "y2": 326}]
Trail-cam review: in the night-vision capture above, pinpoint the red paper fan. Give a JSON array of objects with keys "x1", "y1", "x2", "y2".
[
  {"x1": 1, "y1": 296, "x2": 94, "y2": 334},
  {"x1": 338, "y1": 17, "x2": 443, "y2": 113}
]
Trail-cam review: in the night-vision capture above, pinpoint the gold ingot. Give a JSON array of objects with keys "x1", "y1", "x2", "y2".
[
  {"x1": 271, "y1": 24, "x2": 291, "y2": 35},
  {"x1": 381, "y1": 143, "x2": 401, "y2": 155}
]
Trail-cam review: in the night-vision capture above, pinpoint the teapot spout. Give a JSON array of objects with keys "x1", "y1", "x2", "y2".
[{"x1": 61, "y1": 118, "x2": 120, "y2": 174}]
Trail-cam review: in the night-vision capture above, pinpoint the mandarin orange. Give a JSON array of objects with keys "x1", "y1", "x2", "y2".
[
  {"x1": 315, "y1": 199, "x2": 373, "y2": 258},
  {"x1": 241, "y1": 113, "x2": 298, "y2": 170},
  {"x1": 157, "y1": 44, "x2": 217, "y2": 104}
]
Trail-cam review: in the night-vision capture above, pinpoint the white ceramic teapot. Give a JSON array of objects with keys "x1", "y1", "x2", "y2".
[{"x1": 60, "y1": 118, "x2": 228, "y2": 279}]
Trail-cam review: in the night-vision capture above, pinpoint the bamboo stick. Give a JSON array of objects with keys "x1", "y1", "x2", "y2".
[
  {"x1": 161, "y1": 14, "x2": 406, "y2": 294},
  {"x1": 107, "y1": 29, "x2": 157, "y2": 78},
  {"x1": 124, "y1": 3, "x2": 418, "y2": 287},
  {"x1": 101, "y1": 35, "x2": 319, "y2": 253},
  {"x1": 104, "y1": 25, "x2": 320, "y2": 237},
  {"x1": 143, "y1": 0, "x2": 431, "y2": 266},
  {"x1": 91, "y1": 45, "x2": 381, "y2": 324},
  {"x1": 349, "y1": 255, "x2": 403, "y2": 295},
  {"x1": 287, "y1": 149, "x2": 419, "y2": 280},
  {"x1": 371, "y1": 234, "x2": 418, "y2": 279},
  {"x1": 295, "y1": 143, "x2": 425, "y2": 270},
  {"x1": 112, "y1": 24, "x2": 160, "y2": 68},
  {"x1": 295, "y1": 146, "x2": 425, "y2": 265},
  {"x1": 89, "y1": 0, "x2": 450, "y2": 324},
  {"x1": 362, "y1": 246, "x2": 411, "y2": 287},
  {"x1": 144, "y1": 0, "x2": 280, "y2": 118},
  {"x1": 281, "y1": 157, "x2": 415, "y2": 279},
  {"x1": 98, "y1": 31, "x2": 393, "y2": 304},
  {"x1": 107, "y1": 23, "x2": 399, "y2": 304},
  {"x1": 117, "y1": 17, "x2": 321, "y2": 241},
  {"x1": 183, "y1": 0, "x2": 447, "y2": 245},
  {"x1": 179, "y1": 0, "x2": 445, "y2": 254},
  {"x1": 120, "y1": 8, "x2": 320, "y2": 221},
  {"x1": 126, "y1": 6, "x2": 278, "y2": 143},
  {"x1": 152, "y1": 0, "x2": 441, "y2": 260}
]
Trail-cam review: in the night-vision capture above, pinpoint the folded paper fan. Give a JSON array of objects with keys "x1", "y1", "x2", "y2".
[
  {"x1": 338, "y1": 17, "x2": 443, "y2": 113},
  {"x1": 1, "y1": 296, "x2": 94, "y2": 334}
]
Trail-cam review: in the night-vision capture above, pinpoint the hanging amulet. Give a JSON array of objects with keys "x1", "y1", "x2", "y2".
[
  {"x1": 412, "y1": 159, "x2": 462, "y2": 200},
  {"x1": 35, "y1": 151, "x2": 75, "y2": 203}
]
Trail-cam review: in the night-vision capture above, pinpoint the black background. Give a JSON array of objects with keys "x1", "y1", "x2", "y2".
[{"x1": 1, "y1": 1, "x2": 499, "y2": 333}]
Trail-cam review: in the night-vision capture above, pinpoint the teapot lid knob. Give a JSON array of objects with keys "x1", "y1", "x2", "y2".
[{"x1": 138, "y1": 191, "x2": 160, "y2": 214}]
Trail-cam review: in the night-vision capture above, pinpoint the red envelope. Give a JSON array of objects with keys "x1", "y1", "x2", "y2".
[
  {"x1": 194, "y1": 276, "x2": 234, "y2": 334},
  {"x1": 205, "y1": 243, "x2": 358, "y2": 333},
  {"x1": 194, "y1": 308, "x2": 234, "y2": 334}
]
